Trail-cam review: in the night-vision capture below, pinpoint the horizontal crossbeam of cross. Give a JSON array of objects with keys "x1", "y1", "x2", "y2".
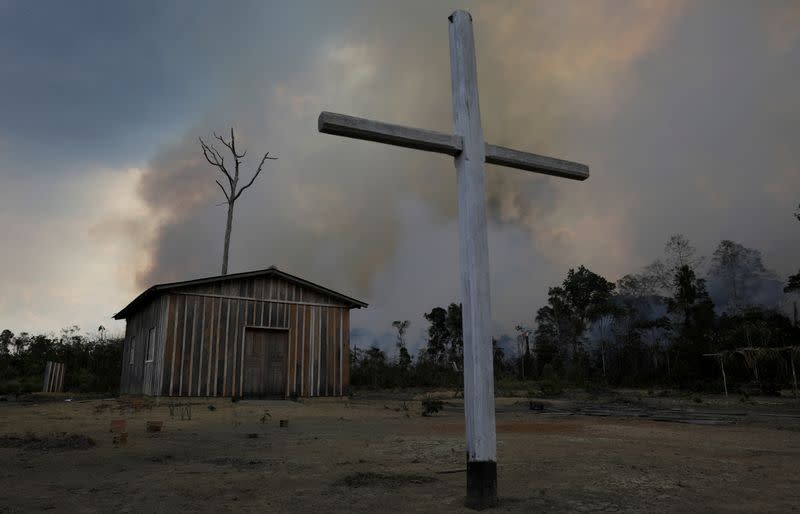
[{"x1": 318, "y1": 111, "x2": 589, "y2": 181}]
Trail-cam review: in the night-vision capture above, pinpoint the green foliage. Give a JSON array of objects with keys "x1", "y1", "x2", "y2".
[
  {"x1": 398, "y1": 346, "x2": 412, "y2": 370},
  {"x1": 0, "y1": 327, "x2": 122, "y2": 394},
  {"x1": 392, "y1": 320, "x2": 412, "y2": 371},
  {"x1": 423, "y1": 304, "x2": 463, "y2": 367},
  {"x1": 533, "y1": 266, "x2": 616, "y2": 376},
  {"x1": 350, "y1": 346, "x2": 462, "y2": 389},
  {"x1": 514, "y1": 234, "x2": 799, "y2": 393},
  {"x1": 350, "y1": 346, "x2": 389, "y2": 387},
  {"x1": 352, "y1": 304, "x2": 479, "y2": 390},
  {"x1": 350, "y1": 229, "x2": 799, "y2": 395},
  {"x1": 0, "y1": 330, "x2": 13, "y2": 356},
  {"x1": 667, "y1": 265, "x2": 715, "y2": 333}
]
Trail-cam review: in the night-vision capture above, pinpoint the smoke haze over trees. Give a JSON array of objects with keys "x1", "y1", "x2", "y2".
[
  {"x1": 2, "y1": 218, "x2": 798, "y2": 396},
  {"x1": 351, "y1": 233, "x2": 800, "y2": 395}
]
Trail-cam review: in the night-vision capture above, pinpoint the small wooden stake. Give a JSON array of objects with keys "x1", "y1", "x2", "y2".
[{"x1": 703, "y1": 353, "x2": 727, "y2": 397}]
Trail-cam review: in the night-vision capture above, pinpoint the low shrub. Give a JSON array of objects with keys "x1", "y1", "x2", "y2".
[{"x1": 421, "y1": 397, "x2": 443, "y2": 416}]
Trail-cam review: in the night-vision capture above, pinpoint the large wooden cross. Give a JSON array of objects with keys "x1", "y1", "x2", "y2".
[{"x1": 318, "y1": 10, "x2": 588, "y2": 509}]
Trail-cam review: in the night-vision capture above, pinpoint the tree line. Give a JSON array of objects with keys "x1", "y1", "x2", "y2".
[
  {"x1": 351, "y1": 229, "x2": 800, "y2": 395},
  {"x1": 3, "y1": 207, "x2": 798, "y2": 396},
  {"x1": 0, "y1": 326, "x2": 122, "y2": 395}
]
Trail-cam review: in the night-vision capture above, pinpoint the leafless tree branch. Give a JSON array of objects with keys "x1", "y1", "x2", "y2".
[
  {"x1": 233, "y1": 152, "x2": 277, "y2": 201},
  {"x1": 229, "y1": 127, "x2": 246, "y2": 159},
  {"x1": 199, "y1": 137, "x2": 234, "y2": 185},
  {"x1": 212, "y1": 129, "x2": 247, "y2": 160},
  {"x1": 199, "y1": 137, "x2": 222, "y2": 166},
  {"x1": 215, "y1": 179, "x2": 230, "y2": 201},
  {"x1": 213, "y1": 131, "x2": 234, "y2": 154}
]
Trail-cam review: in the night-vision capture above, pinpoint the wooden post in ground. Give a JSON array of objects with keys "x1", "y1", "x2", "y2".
[
  {"x1": 449, "y1": 11, "x2": 497, "y2": 508},
  {"x1": 719, "y1": 355, "x2": 728, "y2": 397},
  {"x1": 42, "y1": 361, "x2": 52, "y2": 392},
  {"x1": 703, "y1": 353, "x2": 728, "y2": 397}
]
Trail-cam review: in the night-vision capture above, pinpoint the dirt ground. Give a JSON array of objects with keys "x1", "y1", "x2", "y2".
[{"x1": 1, "y1": 390, "x2": 799, "y2": 513}]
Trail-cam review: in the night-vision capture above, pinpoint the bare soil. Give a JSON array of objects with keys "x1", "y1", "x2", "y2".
[{"x1": 1, "y1": 391, "x2": 799, "y2": 513}]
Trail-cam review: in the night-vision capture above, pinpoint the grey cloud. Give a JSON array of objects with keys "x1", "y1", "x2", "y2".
[{"x1": 5, "y1": 1, "x2": 799, "y2": 339}]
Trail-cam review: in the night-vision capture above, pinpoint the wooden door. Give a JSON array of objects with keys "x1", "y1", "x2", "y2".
[{"x1": 243, "y1": 328, "x2": 288, "y2": 397}]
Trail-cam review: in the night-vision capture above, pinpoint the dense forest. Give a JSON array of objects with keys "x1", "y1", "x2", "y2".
[
  {"x1": 352, "y1": 230, "x2": 800, "y2": 396},
  {"x1": 0, "y1": 326, "x2": 122, "y2": 395}
]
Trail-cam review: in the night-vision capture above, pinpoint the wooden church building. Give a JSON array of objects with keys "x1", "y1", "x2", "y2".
[{"x1": 113, "y1": 266, "x2": 367, "y2": 398}]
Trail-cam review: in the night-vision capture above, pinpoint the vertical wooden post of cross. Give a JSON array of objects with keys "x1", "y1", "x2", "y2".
[
  {"x1": 449, "y1": 11, "x2": 497, "y2": 509},
  {"x1": 317, "y1": 10, "x2": 589, "y2": 507}
]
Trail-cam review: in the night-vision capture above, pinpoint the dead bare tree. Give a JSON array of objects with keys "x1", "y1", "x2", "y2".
[{"x1": 199, "y1": 128, "x2": 277, "y2": 275}]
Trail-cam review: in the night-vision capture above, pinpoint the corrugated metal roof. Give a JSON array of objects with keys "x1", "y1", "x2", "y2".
[{"x1": 113, "y1": 265, "x2": 368, "y2": 319}]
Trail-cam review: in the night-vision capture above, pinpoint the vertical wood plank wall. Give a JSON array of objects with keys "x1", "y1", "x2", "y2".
[
  {"x1": 132, "y1": 275, "x2": 355, "y2": 397},
  {"x1": 42, "y1": 361, "x2": 65, "y2": 393},
  {"x1": 120, "y1": 295, "x2": 168, "y2": 395}
]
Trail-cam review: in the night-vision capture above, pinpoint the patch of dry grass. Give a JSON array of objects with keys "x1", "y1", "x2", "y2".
[
  {"x1": 335, "y1": 471, "x2": 437, "y2": 488},
  {"x1": 0, "y1": 431, "x2": 96, "y2": 451}
]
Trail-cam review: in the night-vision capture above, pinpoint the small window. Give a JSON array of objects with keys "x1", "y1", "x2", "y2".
[
  {"x1": 145, "y1": 327, "x2": 156, "y2": 362},
  {"x1": 129, "y1": 336, "x2": 136, "y2": 365}
]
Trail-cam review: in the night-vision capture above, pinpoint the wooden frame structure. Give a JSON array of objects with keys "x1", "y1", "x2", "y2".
[
  {"x1": 114, "y1": 266, "x2": 367, "y2": 398},
  {"x1": 704, "y1": 345, "x2": 800, "y2": 399}
]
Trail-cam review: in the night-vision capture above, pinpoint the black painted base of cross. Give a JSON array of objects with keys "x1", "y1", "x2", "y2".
[{"x1": 319, "y1": 10, "x2": 589, "y2": 510}]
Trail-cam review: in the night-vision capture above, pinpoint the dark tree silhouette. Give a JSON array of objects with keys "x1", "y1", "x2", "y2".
[
  {"x1": 709, "y1": 240, "x2": 768, "y2": 313},
  {"x1": 787, "y1": 204, "x2": 800, "y2": 294},
  {"x1": 392, "y1": 320, "x2": 411, "y2": 368},
  {"x1": 664, "y1": 234, "x2": 705, "y2": 273}
]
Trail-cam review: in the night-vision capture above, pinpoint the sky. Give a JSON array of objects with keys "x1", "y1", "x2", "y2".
[{"x1": 1, "y1": 0, "x2": 798, "y2": 355}]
